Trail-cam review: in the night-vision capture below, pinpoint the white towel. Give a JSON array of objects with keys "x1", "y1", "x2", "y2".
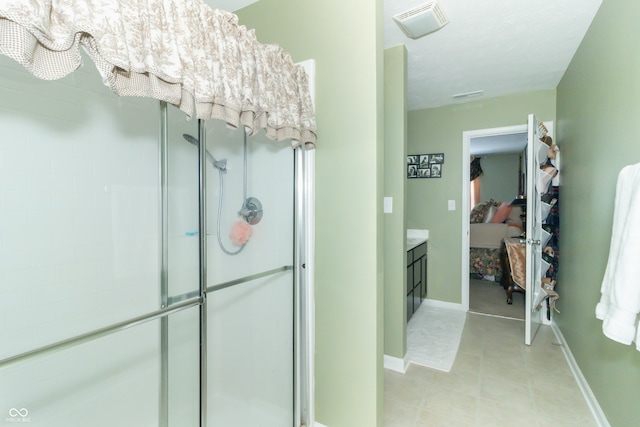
[{"x1": 596, "y1": 163, "x2": 640, "y2": 349}]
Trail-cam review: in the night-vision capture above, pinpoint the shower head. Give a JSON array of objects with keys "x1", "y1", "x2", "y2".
[
  {"x1": 182, "y1": 134, "x2": 227, "y2": 172},
  {"x1": 182, "y1": 133, "x2": 198, "y2": 146}
]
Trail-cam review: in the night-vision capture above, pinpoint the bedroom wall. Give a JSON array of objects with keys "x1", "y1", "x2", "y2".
[
  {"x1": 407, "y1": 90, "x2": 556, "y2": 304},
  {"x1": 237, "y1": 1, "x2": 385, "y2": 426},
  {"x1": 479, "y1": 153, "x2": 520, "y2": 204},
  {"x1": 555, "y1": 0, "x2": 640, "y2": 425}
]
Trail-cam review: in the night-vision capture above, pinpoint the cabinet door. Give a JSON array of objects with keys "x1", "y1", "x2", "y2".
[
  {"x1": 413, "y1": 286, "x2": 421, "y2": 312},
  {"x1": 422, "y1": 255, "x2": 428, "y2": 299},
  {"x1": 407, "y1": 263, "x2": 413, "y2": 321}
]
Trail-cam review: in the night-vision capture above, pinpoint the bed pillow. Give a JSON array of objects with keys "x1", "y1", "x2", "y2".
[
  {"x1": 491, "y1": 202, "x2": 512, "y2": 223},
  {"x1": 483, "y1": 205, "x2": 498, "y2": 223},
  {"x1": 470, "y1": 201, "x2": 490, "y2": 223}
]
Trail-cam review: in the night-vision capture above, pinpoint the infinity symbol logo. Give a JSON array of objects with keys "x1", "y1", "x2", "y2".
[{"x1": 8, "y1": 408, "x2": 28, "y2": 417}]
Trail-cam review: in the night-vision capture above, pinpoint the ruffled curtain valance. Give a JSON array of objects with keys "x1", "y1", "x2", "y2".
[{"x1": 0, "y1": 0, "x2": 317, "y2": 148}]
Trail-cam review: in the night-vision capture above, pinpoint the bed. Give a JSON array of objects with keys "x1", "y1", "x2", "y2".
[{"x1": 469, "y1": 200, "x2": 523, "y2": 281}]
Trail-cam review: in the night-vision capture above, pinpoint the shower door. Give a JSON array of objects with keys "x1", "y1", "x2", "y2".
[
  {"x1": 203, "y1": 120, "x2": 296, "y2": 426},
  {"x1": 164, "y1": 107, "x2": 298, "y2": 426},
  {"x1": 0, "y1": 50, "x2": 308, "y2": 426}
]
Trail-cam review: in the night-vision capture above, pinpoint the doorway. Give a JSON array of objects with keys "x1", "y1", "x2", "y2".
[{"x1": 461, "y1": 125, "x2": 527, "y2": 319}]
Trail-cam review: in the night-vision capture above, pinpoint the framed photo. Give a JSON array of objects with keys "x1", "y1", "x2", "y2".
[
  {"x1": 407, "y1": 164, "x2": 418, "y2": 178},
  {"x1": 418, "y1": 167, "x2": 431, "y2": 178},
  {"x1": 408, "y1": 153, "x2": 445, "y2": 178},
  {"x1": 430, "y1": 163, "x2": 442, "y2": 178},
  {"x1": 429, "y1": 153, "x2": 444, "y2": 164}
]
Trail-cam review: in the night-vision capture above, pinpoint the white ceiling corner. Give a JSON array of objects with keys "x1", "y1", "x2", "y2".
[
  {"x1": 385, "y1": 0, "x2": 602, "y2": 111},
  {"x1": 203, "y1": 0, "x2": 602, "y2": 113},
  {"x1": 470, "y1": 132, "x2": 527, "y2": 156},
  {"x1": 203, "y1": 0, "x2": 259, "y2": 13}
]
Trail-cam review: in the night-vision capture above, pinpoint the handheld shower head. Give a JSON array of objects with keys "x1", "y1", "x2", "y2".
[{"x1": 182, "y1": 134, "x2": 227, "y2": 172}]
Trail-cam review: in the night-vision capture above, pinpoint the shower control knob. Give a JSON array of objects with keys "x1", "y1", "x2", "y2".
[{"x1": 239, "y1": 197, "x2": 263, "y2": 225}]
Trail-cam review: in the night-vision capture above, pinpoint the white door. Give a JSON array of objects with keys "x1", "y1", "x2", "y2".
[{"x1": 525, "y1": 114, "x2": 544, "y2": 345}]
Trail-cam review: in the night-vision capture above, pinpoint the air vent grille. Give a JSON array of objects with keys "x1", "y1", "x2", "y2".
[
  {"x1": 452, "y1": 90, "x2": 484, "y2": 100},
  {"x1": 393, "y1": 1, "x2": 449, "y2": 39},
  {"x1": 395, "y1": 3, "x2": 433, "y2": 21}
]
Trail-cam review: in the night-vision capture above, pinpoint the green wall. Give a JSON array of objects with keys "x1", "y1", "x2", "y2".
[
  {"x1": 556, "y1": 0, "x2": 640, "y2": 425},
  {"x1": 480, "y1": 153, "x2": 520, "y2": 203},
  {"x1": 383, "y1": 45, "x2": 408, "y2": 359},
  {"x1": 236, "y1": 2, "x2": 385, "y2": 426},
  {"x1": 407, "y1": 90, "x2": 556, "y2": 304}
]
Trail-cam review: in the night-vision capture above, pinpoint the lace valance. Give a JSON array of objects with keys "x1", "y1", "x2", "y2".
[{"x1": 0, "y1": 0, "x2": 316, "y2": 148}]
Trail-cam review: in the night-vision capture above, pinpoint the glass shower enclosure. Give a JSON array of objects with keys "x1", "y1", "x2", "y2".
[{"x1": 0, "y1": 52, "x2": 312, "y2": 427}]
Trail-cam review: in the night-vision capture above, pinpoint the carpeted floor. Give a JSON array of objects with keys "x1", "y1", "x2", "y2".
[{"x1": 469, "y1": 278, "x2": 524, "y2": 320}]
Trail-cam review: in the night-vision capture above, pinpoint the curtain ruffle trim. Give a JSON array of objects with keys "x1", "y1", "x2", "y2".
[{"x1": 0, "y1": 0, "x2": 316, "y2": 149}]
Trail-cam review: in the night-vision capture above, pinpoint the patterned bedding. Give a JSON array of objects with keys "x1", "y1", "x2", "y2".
[{"x1": 470, "y1": 247, "x2": 502, "y2": 281}]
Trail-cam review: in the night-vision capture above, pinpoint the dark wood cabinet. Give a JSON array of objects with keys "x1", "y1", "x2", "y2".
[{"x1": 406, "y1": 242, "x2": 428, "y2": 322}]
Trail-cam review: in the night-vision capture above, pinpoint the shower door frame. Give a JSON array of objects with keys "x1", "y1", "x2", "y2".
[
  {"x1": 0, "y1": 62, "x2": 316, "y2": 427},
  {"x1": 156, "y1": 109, "x2": 316, "y2": 427},
  {"x1": 159, "y1": 58, "x2": 316, "y2": 427}
]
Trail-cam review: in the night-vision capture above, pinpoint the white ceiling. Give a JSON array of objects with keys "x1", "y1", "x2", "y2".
[
  {"x1": 470, "y1": 132, "x2": 527, "y2": 156},
  {"x1": 384, "y1": 0, "x2": 602, "y2": 111},
  {"x1": 203, "y1": 0, "x2": 257, "y2": 12},
  {"x1": 204, "y1": 0, "x2": 602, "y2": 112}
]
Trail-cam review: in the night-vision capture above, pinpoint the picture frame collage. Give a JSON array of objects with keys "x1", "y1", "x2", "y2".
[{"x1": 407, "y1": 153, "x2": 444, "y2": 178}]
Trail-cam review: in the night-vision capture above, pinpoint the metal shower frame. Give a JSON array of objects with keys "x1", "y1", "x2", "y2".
[{"x1": 0, "y1": 102, "x2": 315, "y2": 427}]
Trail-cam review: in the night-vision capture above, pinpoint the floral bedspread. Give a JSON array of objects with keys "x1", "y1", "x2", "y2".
[{"x1": 470, "y1": 247, "x2": 502, "y2": 280}]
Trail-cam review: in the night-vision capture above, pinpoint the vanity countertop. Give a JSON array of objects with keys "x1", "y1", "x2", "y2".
[{"x1": 407, "y1": 229, "x2": 429, "y2": 251}]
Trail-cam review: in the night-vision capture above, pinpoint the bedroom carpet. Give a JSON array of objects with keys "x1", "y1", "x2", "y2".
[
  {"x1": 469, "y1": 278, "x2": 524, "y2": 320},
  {"x1": 406, "y1": 305, "x2": 466, "y2": 372}
]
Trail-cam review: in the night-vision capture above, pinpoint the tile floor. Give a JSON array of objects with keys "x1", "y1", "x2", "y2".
[{"x1": 384, "y1": 313, "x2": 598, "y2": 427}]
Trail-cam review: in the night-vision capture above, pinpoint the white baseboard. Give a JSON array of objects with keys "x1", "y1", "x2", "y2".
[
  {"x1": 422, "y1": 298, "x2": 466, "y2": 311},
  {"x1": 383, "y1": 354, "x2": 409, "y2": 373},
  {"x1": 315, "y1": 422, "x2": 328, "y2": 427},
  {"x1": 551, "y1": 322, "x2": 611, "y2": 427}
]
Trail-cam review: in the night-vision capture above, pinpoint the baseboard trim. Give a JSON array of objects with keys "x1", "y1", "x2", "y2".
[
  {"x1": 383, "y1": 354, "x2": 409, "y2": 373},
  {"x1": 315, "y1": 422, "x2": 329, "y2": 427},
  {"x1": 551, "y1": 322, "x2": 611, "y2": 427},
  {"x1": 422, "y1": 298, "x2": 466, "y2": 311}
]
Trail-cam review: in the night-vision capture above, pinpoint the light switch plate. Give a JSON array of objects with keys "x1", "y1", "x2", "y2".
[
  {"x1": 384, "y1": 197, "x2": 393, "y2": 213},
  {"x1": 448, "y1": 200, "x2": 456, "y2": 211}
]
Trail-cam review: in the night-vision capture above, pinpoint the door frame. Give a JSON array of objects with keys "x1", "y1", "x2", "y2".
[{"x1": 461, "y1": 124, "x2": 528, "y2": 311}]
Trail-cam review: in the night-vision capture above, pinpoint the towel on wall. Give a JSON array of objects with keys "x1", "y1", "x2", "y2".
[{"x1": 596, "y1": 163, "x2": 640, "y2": 350}]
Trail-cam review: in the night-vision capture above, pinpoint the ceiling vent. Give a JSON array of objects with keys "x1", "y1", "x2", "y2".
[
  {"x1": 393, "y1": 1, "x2": 449, "y2": 40},
  {"x1": 452, "y1": 90, "x2": 484, "y2": 101}
]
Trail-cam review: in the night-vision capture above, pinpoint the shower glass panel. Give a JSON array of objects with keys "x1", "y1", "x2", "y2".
[
  {"x1": 0, "y1": 49, "x2": 305, "y2": 426},
  {"x1": 0, "y1": 55, "x2": 202, "y2": 426},
  {"x1": 204, "y1": 120, "x2": 295, "y2": 426},
  {"x1": 0, "y1": 318, "x2": 164, "y2": 426},
  {"x1": 0, "y1": 54, "x2": 162, "y2": 362}
]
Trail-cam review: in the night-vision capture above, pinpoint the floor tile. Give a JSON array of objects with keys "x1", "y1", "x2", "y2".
[
  {"x1": 384, "y1": 398, "x2": 419, "y2": 427},
  {"x1": 415, "y1": 408, "x2": 474, "y2": 427},
  {"x1": 384, "y1": 311, "x2": 597, "y2": 427}
]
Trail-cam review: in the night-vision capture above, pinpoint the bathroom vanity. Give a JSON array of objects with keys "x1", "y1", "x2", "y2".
[{"x1": 407, "y1": 230, "x2": 429, "y2": 322}]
